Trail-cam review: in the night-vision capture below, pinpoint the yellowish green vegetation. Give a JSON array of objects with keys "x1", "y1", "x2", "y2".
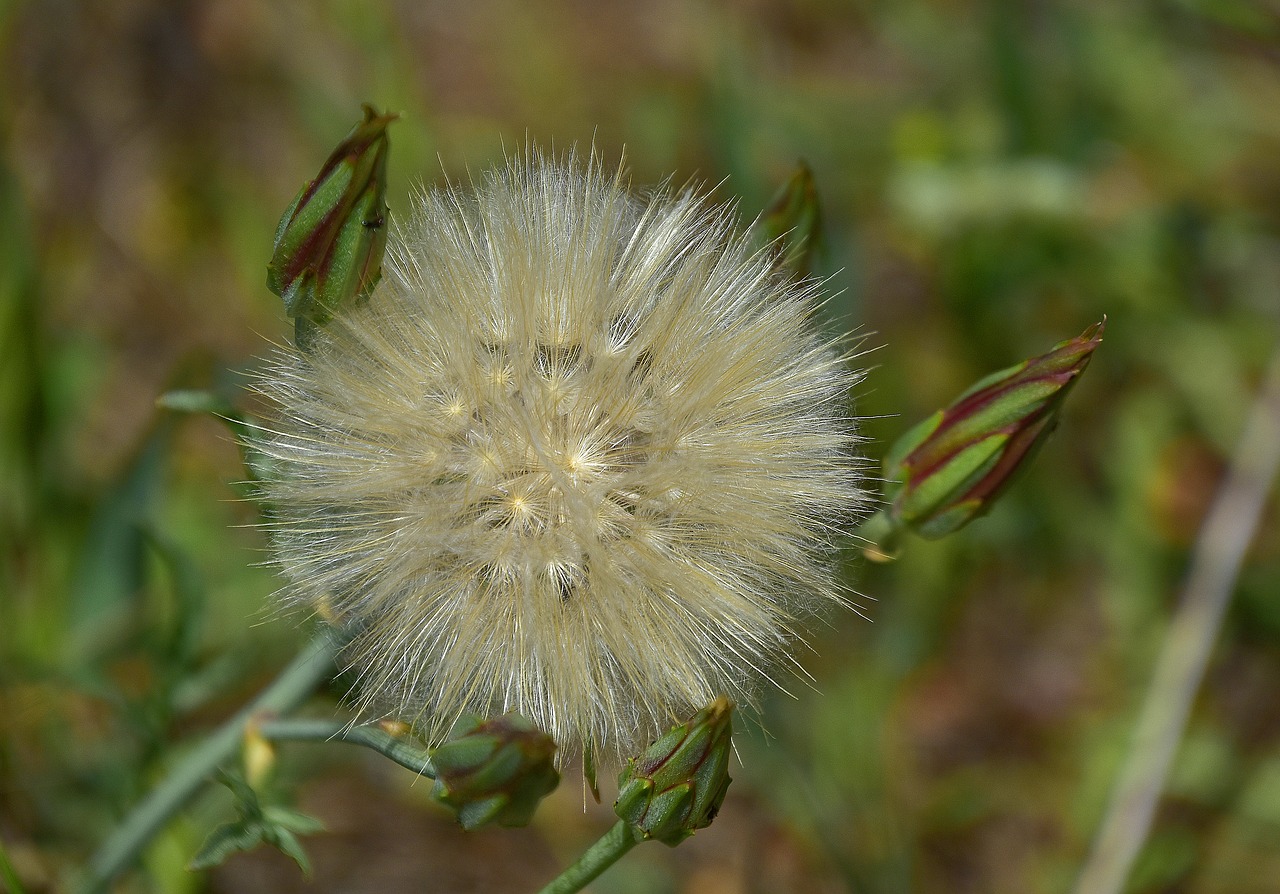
[{"x1": 3, "y1": 1, "x2": 1279, "y2": 891}]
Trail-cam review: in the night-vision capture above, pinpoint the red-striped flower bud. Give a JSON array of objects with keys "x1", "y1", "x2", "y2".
[
  {"x1": 266, "y1": 105, "x2": 397, "y2": 348},
  {"x1": 878, "y1": 320, "x2": 1104, "y2": 542},
  {"x1": 614, "y1": 697, "x2": 733, "y2": 846}
]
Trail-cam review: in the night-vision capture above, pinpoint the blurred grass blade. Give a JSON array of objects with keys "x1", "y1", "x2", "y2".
[
  {"x1": 0, "y1": 160, "x2": 48, "y2": 541},
  {"x1": 67, "y1": 419, "x2": 175, "y2": 657},
  {"x1": 0, "y1": 837, "x2": 28, "y2": 894},
  {"x1": 1073, "y1": 345, "x2": 1280, "y2": 894},
  {"x1": 142, "y1": 527, "x2": 206, "y2": 670}
]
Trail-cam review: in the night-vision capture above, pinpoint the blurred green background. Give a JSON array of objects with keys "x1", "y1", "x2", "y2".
[{"x1": 3, "y1": 1, "x2": 1280, "y2": 892}]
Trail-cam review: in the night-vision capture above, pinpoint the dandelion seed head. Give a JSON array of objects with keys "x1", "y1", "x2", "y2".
[{"x1": 259, "y1": 151, "x2": 866, "y2": 763}]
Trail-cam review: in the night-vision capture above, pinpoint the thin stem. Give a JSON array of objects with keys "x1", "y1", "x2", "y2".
[
  {"x1": 257, "y1": 718, "x2": 436, "y2": 777},
  {"x1": 536, "y1": 820, "x2": 643, "y2": 894},
  {"x1": 1073, "y1": 347, "x2": 1280, "y2": 894},
  {"x1": 80, "y1": 627, "x2": 344, "y2": 894}
]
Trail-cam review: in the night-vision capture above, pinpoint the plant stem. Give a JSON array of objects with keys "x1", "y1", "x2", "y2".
[
  {"x1": 1073, "y1": 347, "x2": 1280, "y2": 894},
  {"x1": 257, "y1": 718, "x2": 436, "y2": 777},
  {"x1": 536, "y1": 821, "x2": 643, "y2": 894},
  {"x1": 80, "y1": 627, "x2": 344, "y2": 894}
]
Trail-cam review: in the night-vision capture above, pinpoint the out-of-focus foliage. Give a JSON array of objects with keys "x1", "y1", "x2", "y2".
[
  {"x1": 188, "y1": 771, "x2": 324, "y2": 875},
  {"x1": 1, "y1": 1, "x2": 1278, "y2": 892}
]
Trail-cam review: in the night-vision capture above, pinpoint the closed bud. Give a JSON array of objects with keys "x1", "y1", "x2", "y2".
[
  {"x1": 614, "y1": 696, "x2": 733, "y2": 846},
  {"x1": 880, "y1": 320, "x2": 1104, "y2": 540},
  {"x1": 266, "y1": 105, "x2": 397, "y2": 349},
  {"x1": 758, "y1": 161, "x2": 822, "y2": 277},
  {"x1": 430, "y1": 713, "x2": 559, "y2": 830}
]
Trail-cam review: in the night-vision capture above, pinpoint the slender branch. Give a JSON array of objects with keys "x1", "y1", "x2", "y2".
[
  {"x1": 536, "y1": 820, "x2": 643, "y2": 894},
  {"x1": 257, "y1": 718, "x2": 436, "y2": 777},
  {"x1": 1074, "y1": 347, "x2": 1280, "y2": 894},
  {"x1": 80, "y1": 627, "x2": 344, "y2": 894}
]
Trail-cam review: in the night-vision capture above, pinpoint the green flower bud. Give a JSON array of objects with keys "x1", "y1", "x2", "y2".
[
  {"x1": 881, "y1": 320, "x2": 1105, "y2": 540},
  {"x1": 266, "y1": 105, "x2": 397, "y2": 349},
  {"x1": 430, "y1": 713, "x2": 560, "y2": 830},
  {"x1": 758, "y1": 161, "x2": 822, "y2": 277},
  {"x1": 614, "y1": 696, "x2": 733, "y2": 846}
]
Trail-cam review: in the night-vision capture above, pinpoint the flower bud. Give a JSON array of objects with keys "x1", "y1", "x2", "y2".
[
  {"x1": 266, "y1": 105, "x2": 397, "y2": 348},
  {"x1": 614, "y1": 696, "x2": 733, "y2": 846},
  {"x1": 758, "y1": 161, "x2": 822, "y2": 277},
  {"x1": 881, "y1": 320, "x2": 1104, "y2": 540},
  {"x1": 430, "y1": 713, "x2": 559, "y2": 830}
]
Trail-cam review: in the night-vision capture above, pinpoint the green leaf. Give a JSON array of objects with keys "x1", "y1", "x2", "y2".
[
  {"x1": 216, "y1": 768, "x2": 260, "y2": 812},
  {"x1": 265, "y1": 827, "x2": 313, "y2": 876},
  {"x1": 189, "y1": 820, "x2": 266, "y2": 871},
  {"x1": 263, "y1": 806, "x2": 326, "y2": 836},
  {"x1": 189, "y1": 771, "x2": 323, "y2": 875}
]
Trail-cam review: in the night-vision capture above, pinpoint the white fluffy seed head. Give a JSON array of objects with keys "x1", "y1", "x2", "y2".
[{"x1": 258, "y1": 152, "x2": 866, "y2": 764}]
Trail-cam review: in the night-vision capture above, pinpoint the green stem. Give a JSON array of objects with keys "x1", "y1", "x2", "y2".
[
  {"x1": 258, "y1": 718, "x2": 436, "y2": 777},
  {"x1": 536, "y1": 820, "x2": 643, "y2": 894},
  {"x1": 80, "y1": 627, "x2": 344, "y2": 894}
]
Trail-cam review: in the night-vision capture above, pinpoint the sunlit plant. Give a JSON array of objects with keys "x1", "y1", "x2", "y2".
[{"x1": 81, "y1": 108, "x2": 1103, "y2": 894}]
